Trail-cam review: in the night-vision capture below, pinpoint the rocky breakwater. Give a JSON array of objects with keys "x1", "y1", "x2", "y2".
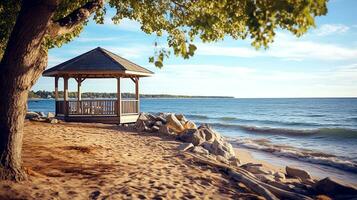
[
  {"x1": 135, "y1": 113, "x2": 239, "y2": 166},
  {"x1": 25, "y1": 111, "x2": 58, "y2": 123},
  {"x1": 135, "y1": 112, "x2": 357, "y2": 200}
]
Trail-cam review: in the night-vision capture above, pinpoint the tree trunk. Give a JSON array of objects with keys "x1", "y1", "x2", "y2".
[{"x1": 0, "y1": 0, "x2": 57, "y2": 181}]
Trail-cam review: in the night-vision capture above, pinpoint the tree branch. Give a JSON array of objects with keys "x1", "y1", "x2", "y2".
[{"x1": 47, "y1": 0, "x2": 104, "y2": 38}]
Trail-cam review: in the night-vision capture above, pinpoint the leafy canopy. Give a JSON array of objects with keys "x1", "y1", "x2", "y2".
[{"x1": 0, "y1": 0, "x2": 328, "y2": 67}]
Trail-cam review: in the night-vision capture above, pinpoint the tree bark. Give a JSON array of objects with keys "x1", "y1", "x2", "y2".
[{"x1": 0, "y1": 0, "x2": 57, "y2": 181}]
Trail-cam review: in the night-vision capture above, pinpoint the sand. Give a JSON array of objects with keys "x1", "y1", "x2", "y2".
[{"x1": 0, "y1": 121, "x2": 263, "y2": 200}]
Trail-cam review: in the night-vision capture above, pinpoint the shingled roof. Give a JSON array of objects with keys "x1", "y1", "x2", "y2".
[{"x1": 43, "y1": 47, "x2": 154, "y2": 77}]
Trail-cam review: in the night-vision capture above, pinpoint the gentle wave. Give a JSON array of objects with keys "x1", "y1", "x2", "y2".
[
  {"x1": 206, "y1": 122, "x2": 357, "y2": 138},
  {"x1": 187, "y1": 114, "x2": 321, "y2": 127},
  {"x1": 230, "y1": 138, "x2": 357, "y2": 173}
]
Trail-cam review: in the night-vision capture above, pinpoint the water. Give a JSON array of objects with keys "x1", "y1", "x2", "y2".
[{"x1": 28, "y1": 98, "x2": 357, "y2": 175}]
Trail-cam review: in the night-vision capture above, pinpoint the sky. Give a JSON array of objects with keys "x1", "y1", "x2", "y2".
[{"x1": 33, "y1": 0, "x2": 357, "y2": 98}]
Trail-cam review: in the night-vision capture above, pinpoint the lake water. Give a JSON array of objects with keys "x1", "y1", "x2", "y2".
[{"x1": 28, "y1": 98, "x2": 357, "y2": 176}]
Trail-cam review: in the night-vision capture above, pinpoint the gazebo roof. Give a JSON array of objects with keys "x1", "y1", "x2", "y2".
[{"x1": 43, "y1": 47, "x2": 154, "y2": 78}]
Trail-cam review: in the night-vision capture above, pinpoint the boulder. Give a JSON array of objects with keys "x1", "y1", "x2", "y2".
[
  {"x1": 158, "y1": 125, "x2": 171, "y2": 135},
  {"x1": 151, "y1": 125, "x2": 160, "y2": 132},
  {"x1": 286, "y1": 166, "x2": 312, "y2": 181},
  {"x1": 178, "y1": 143, "x2": 194, "y2": 152},
  {"x1": 25, "y1": 112, "x2": 40, "y2": 119},
  {"x1": 175, "y1": 114, "x2": 186, "y2": 121},
  {"x1": 47, "y1": 112, "x2": 55, "y2": 118},
  {"x1": 154, "y1": 120, "x2": 163, "y2": 127},
  {"x1": 135, "y1": 119, "x2": 147, "y2": 132},
  {"x1": 156, "y1": 116, "x2": 167, "y2": 124},
  {"x1": 183, "y1": 120, "x2": 197, "y2": 130},
  {"x1": 209, "y1": 139, "x2": 235, "y2": 159},
  {"x1": 166, "y1": 114, "x2": 185, "y2": 133},
  {"x1": 192, "y1": 146, "x2": 209, "y2": 155},
  {"x1": 179, "y1": 129, "x2": 205, "y2": 146},
  {"x1": 313, "y1": 177, "x2": 357, "y2": 196},
  {"x1": 199, "y1": 125, "x2": 219, "y2": 142}
]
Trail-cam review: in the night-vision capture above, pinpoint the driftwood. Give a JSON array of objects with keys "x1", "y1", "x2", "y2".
[{"x1": 187, "y1": 153, "x2": 313, "y2": 200}]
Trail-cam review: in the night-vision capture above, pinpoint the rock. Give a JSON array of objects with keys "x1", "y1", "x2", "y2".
[
  {"x1": 154, "y1": 120, "x2": 163, "y2": 127},
  {"x1": 274, "y1": 172, "x2": 286, "y2": 181},
  {"x1": 229, "y1": 157, "x2": 241, "y2": 167},
  {"x1": 137, "y1": 113, "x2": 149, "y2": 121},
  {"x1": 166, "y1": 114, "x2": 185, "y2": 133},
  {"x1": 151, "y1": 125, "x2": 160, "y2": 132},
  {"x1": 38, "y1": 112, "x2": 46, "y2": 117},
  {"x1": 183, "y1": 120, "x2": 197, "y2": 130},
  {"x1": 216, "y1": 155, "x2": 229, "y2": 164},
  {"x1": 255, "y1": 174, "x2": 275, "y2": 183},
  {"x1": 25, "y1": 112, "x2": 40, "y2": 119},
  {"x1": 175, "y1": 114, "x2": 186, "y2": 122},
  {"x1": 178, "y1": 143, "x2": 194, "y2": 152},
  {"x1": 209, "y1": 139, "x2": 235, "y2": 160},
  {"x1": 179, "y1": 129, "x2": 205, "y2": 146},
  {"x1": 146, "y1": 113, "x2": 157, "y2": 121},
  {"x1": 156, "y1": 116, "x2": 167, "y2": 124},
  {"x1": 286, "y1": 166, "x2": 312, "y2": 181},
  {"x1": 313, "y1": 177, "x2": 357, "y2": 196},
  {"x1": 49, "y1": 118, "x2": 58, "y2": 124},
  {"x1": 242, "y1": 164, "x2": 271, "y2": 175},
  {"x1": 158, "y1": 125, "x2": 171, "y2": 135},
  {"x1": 192, "y1": 146, "x2": 209, "y2": 155},
  {"x1": 199, "y1": 125, "x2": 219, "y2": 142},
  {"x1": 135, "y1": 119, "x2": 147, "y2": 132},
  {"x1": 47, "y1": 112, "x2": 55, "y2": 118}
]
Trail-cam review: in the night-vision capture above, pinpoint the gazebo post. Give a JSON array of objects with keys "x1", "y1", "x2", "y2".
[
  {"x1": 54, "y1": 76, "x2": 59, "y2": 101},
  {"x1": 135, "y1": 77, "x2": 140, "y2": 113},
  {"x1": 117, "y1": 77, "x2": 121, "y2": 118},
  {"x1": 64, "y1": 76, "x2": 69, "y2": 116},
  {"x1": 75, "y1": 77, "x2": 83, "y2": 114}
]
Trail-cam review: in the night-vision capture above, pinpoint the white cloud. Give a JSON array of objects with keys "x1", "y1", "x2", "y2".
[
  {"x1": 314, "y1": 24, "x2": 350, "y2": 36},
  {"x1": 194, "y1": 33, "x2": 357, "y2": 61}
]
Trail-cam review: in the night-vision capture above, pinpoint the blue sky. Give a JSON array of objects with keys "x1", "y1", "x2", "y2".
[{"x1": 34, "y1": 0, "x2": 357, "y2": 98}]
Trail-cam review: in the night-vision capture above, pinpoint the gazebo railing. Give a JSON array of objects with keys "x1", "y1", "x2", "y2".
[{"x1": 55, "y1": 99, "x2": 139, "y2": 116}]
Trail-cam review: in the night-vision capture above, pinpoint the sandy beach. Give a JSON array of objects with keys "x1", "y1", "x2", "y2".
[{"x1": 0, "y1": 121, "x2": 260, "y2": 199}]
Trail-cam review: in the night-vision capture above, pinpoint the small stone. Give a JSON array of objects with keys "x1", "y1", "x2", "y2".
[
  {"x1": 229, "y1": 157, "x2": 241, "y2": 167},
  {"x1": 286, "y1": 166, "x2": 312, "y2": 181},
  {"x1": 192, "y1": 146, "x2": 209, "y2": 155},
  {"x1": 178, "y1": 143, "x2": 194, "y2": 152},
  {"x1": 47, "y1": 112, "x2": 55, "y2": 118},
  {"x1": 49, "y1": 118, "x2": 58, "y2": 124},
  {"x1": 274, "y1": 172, "x2": 286, "y2": 181}
]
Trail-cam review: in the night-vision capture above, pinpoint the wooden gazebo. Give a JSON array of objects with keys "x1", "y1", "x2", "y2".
[{"x1": 43, "y1": 47, "x2": 153, "y2": 124}]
